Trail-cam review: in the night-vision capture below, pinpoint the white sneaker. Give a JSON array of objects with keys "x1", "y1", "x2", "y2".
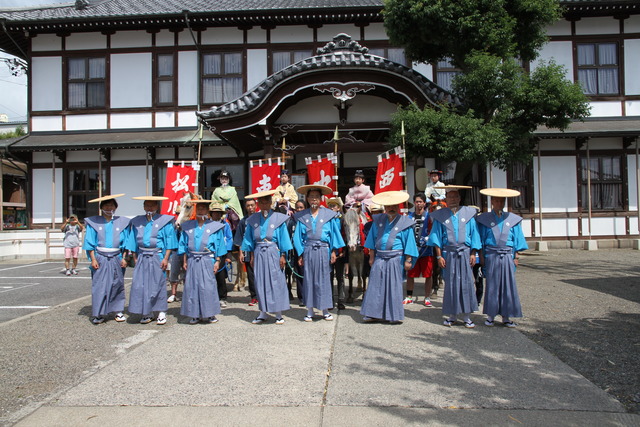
[
  {"x1": 65, "y1": 269, "x2": 71, "y2": 276},
  {"x1": 219, "y1": 300, "x2": 228, "y2": 308},
  {"x1": 402, "y1": 297, "x2": 414, "y2": 305},
  {"x1": 157, "y1": 313, "x2": 167, "y2": 325},
  {"x1": 72, "y1": 268, "x2": 78, "y2": 275},
  {"x1": 167, "y1": 295, "x2": 176, "y2": 303}
]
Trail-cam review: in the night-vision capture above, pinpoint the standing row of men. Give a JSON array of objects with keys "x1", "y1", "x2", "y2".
[{"x1": 82, "y1": 175, "x2": 527, "y2": 329}]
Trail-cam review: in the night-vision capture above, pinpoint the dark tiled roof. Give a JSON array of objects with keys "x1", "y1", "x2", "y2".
[{"x1": 197, "y1": 34, "x2": 461, "y2": 122}]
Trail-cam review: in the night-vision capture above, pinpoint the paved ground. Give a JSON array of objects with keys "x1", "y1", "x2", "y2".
[{"x1": 0, "y1": 249, "x2": 638, "y2": 426}]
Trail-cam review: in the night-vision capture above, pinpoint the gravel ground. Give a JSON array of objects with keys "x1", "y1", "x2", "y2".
[{"x1": 514, "y1": 249, "x2": 640, "y2": 413}]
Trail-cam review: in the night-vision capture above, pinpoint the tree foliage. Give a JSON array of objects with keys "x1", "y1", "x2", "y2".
[
  {"x1": 383, "y1": 0, "x2": 591, "y2": 173},
  {"x1": 0, "y1": 125, "x2": 27, "y2": 140}
]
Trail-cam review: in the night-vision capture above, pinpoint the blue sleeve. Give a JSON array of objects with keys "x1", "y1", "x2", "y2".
[
  {"x1": 241, "y1": 223, "x2": 255, "y2": 253},
  {"x1": 329, "y1": 218, "x2": 345, "y2": 251},
  {"x1": 224, "y1": 223, "x2": 233, "y2": 251},
  {"x1": 178, "y1": 231, "x2": 189, "y2": 255},
  {"x1": 466, "y1": 218, "x2": 482, "y2": 251},
  {"x1": 160, "y1": 223, "x2": 178, "y2": 253},
  {"x1": 293, "y1": 220, "x2": 306, "y2": 256},
  {"x1": 275, "y1": 222, "x2": 293, "y2": 253},
  {"x1": 233, "y1": 221, "x2": 245, "y2": 247},
  {"x1": 364, "y1": 221, "x2": 376, "y2": 250},
  {"x1": 208, "y1": 229, "x2": 227, "y2": 258},
  {"x1": 511, "y1": 223, "x2": 529, "y2": 252},
  {"x1": 123, "y1": 225, "x2": 138, "y2": 252},
  {"x1": 83, "y1": 224, "x2": 98, "y2": 251},
  {"x1": 427, "y1": 221, "x2": 443, "y2": 248},
  {"x1": 401, "y1": 227, "x2": 419, "y2": 258}
]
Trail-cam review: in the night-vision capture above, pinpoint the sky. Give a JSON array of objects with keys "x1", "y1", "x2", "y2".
[{"x1": 0, "y1": 0, "x2": 69, "y2": 123}]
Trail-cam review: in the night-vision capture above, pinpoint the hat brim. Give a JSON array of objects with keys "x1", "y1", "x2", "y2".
[
  {"x1": 441, "y1": 185, "x2": 472, "y2": 192},
  {"x1": 88, "y1": 193, "x2": 125, "y2": 203},
  {"x1": 327, "y1": 197, "x2": 344, "y2": 208},
  {"x1": 185, "y1": 199, "x2": 214, "y2": 204},
  {"x1": 480, "y1": 188, "x2": 521, "y2": 197},
  {"x1": 132, "y1": 196, "x2": 169, "y2": 201},
  {"x1": 371, "y1": 191, "x2": 410, "y2": 206},
  {"x1": 296, "y1": 184, "x2": 333, "y2": 196},
  {"x1": 245, "y1": 189, "x2": 278, "y2": 199}
]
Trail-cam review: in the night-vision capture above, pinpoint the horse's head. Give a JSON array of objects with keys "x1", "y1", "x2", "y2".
[
  {"x1": 428, "y1": 199, "x2": 447, "y2": 213},
  {"x1": 343, "y1": 208, "x2": 364, "y2": 252},
  {"x1": 176, "y1": 192, "x2": 202, "y2": 224}
]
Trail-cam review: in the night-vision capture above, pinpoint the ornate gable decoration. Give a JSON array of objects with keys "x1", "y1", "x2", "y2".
[{"x1": 317, "y1": 33, "x2": 369, "y2": 55}]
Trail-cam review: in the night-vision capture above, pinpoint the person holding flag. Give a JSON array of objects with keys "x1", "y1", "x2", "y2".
[
  {"x1": 360, "y1": 191, "x2": 418, "y2": 324},
  {"x1": 293, "y1": 185, "x2": 345, "y2": 321}
]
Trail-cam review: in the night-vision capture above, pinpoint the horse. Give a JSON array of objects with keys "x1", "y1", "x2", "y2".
[
  {"x1": 175, "y1": 191, "x2": 201, "y2": 224},
  {"x1": 343, "y1": 206, "x2": 368, "y2": 300},
  {"x1": 427, "y1": 198, "x2": 447, "y2": 296}
]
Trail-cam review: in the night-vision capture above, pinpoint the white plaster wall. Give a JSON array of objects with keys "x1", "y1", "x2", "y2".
[
  {"x1": 413, "y1": 62, "x2": 433, "y2": 81},
  {"x1": 66, "y1": 114, "x2": 107, "y2": 131},
  {"x1": 110, "y1": 113, "x2": 152, "y2": 129},
  {"x1": 111, "y1": 53, "x2": 152, "y2": 108},
  {"x1": 33, "y1": 152, "x2": 55, "y2": 163},
  {"x1": 271, "y1": 25, "x2": 313, "y2": 43},
  {"x1": 347, "y1": 95, "x2": 399, "y2": 122},
  {"x1": 545, "y1": 20, "x2": 571, "y2": 36},
  {"x1": 532, "y1": 41, "x2": 573, "y2": 80},
  {"x1": 0, "y1": 230, "x2": 65, "y2": 260},
  {"x1": 110, "y1": 148, "x2": 147, "y2": 161},
  {"x1": 32, "y1": 168, "x2": 63, "y2": 224},
  {"x1": 201, "y1": 27, "x2": 243, "y2": 45},
  {"x1": 276, "y1": 96, "x2": 339, "y2": 123},
  {"x1": 520, "y1": 218, "x2": 532, "y2": 238},
  {"x1": 31, "y1": 34, "x2": 61, "y2": 51},
  {"x1": 628, "y1": 154, "x2": 638, "y2": 212},
  {"x1": 537, "y1": 218, "x2": 579, "y2": 237},
  {"x1": 582, "y1": 217, "x2": 624, "y2": 236},
  {"x1": 588, "y1": 102, "x2": 622, "y2": 118},
  {"x1": 178, "y1": 51, "x2": 198, "y2": 106},
  {"x1": 156, "y1": 30, "x2": 175, "y2": 47},
  {"x1": 626, "y1": 15, "x2": 640, "y2": 33},
  {"x1": 534, "y1": 156, "x2": 578, "y2": 213},
  {"x1": 343, "y1": 152, "x2": 379, "y2": 168},
  {"x1": 317, "y1": 25, "x2": 360, "y2": 42},
  {"x1": 247, "y1": 28, "x2": 267, "y2": 43},
  {"x1": 626, "y1": 101, "x2": 640, "y2": 116},
  {"x1": 31, "y1": 116, "x2": 63, "y2": 132},
  {"x1": 65, "y1": 32, "x2": 106, "y2": 50},
  {"x1": 576, "y1": 17, "x2": 620, "y2": 35},
  {"x1": 178, "y1": 31, "x2": 197, "y2": 46},
  {"x1": 624, "y1": 39, "x2": 640, "y2": 96},
  {"x1": 365, "y1": 23, "x2": 387, "y2": 40},
  {"x1": 66, "y1": 151, "x2": 99, "y2": 162},
  {"x1": 200, "y1": 146, "x2": 237, "y2": 158},
  {"x1": 178, "y1": 111, "x2": 198, "y2": 127},
  {"x1": 110, "y1": 165, "x2": 147, "y2": 217},
  {"x1": 155, "y1": 112, "x2": 175, "y2": 128},
  {"x1": 539, "y1": 139, "x2": 576, "y2": 151},
  {"x1": 487, "y1": 166, "x2": 507, "y2": 188},
  {"x1": 111, "y1": 30, "x2": 152, "y2": 48},
  {"x1": 31, "y1": 57, "x2": 62, "y2": 111},
  {"x1": 630, "y1": 217, "x2": 640, "y2": 236},
  {"x1": 247, "y1": 49, "x2": 268, "y2": 90}
]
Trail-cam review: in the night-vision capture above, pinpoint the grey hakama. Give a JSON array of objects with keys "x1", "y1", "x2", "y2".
[
  {"x1": 254, "y1": 241, "x2": 290, "y2": 313},
  {"x1": 302, "y1": 240, "x2": 333, "y2": 310},
  {"x1": 91, "y1": 249, "x2": 126, "y2": 317},
  {"x1": 360, "y1": 249, "x2": 405, "y2": 321},
  {"x1": 180, "y1": 252, "x2": 221, "y2": 319},
  {"x1": 441, "y1": 244, "x2": 478, "y2": 315},
  {"x1": 477, "y1": 213, "x2": 523, "y2": 319},
  {"x1": 129, "y1": 248, "x2": 167, "y2": 314}
]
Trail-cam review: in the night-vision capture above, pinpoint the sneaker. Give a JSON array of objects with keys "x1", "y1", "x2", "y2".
[
  {"x1": 115, "y1": 313, "x2": 126, "y2": 322},
  {"x1": 443, "y1": 319, "x2": 455, "y2": 327},
  {"x1": 157, "y1": 314, "x2": 167, "y2": 325},
  {"x1": 72, "y1": 268, "x2": 78, "y2": 275},
  {"x1": 220, "y1": 300, "x2": 228, "y2": 308},
  {"x1": 140, "y1": 316, "x2": 153, "y2": 324},
  {"x1": 65, "y1": 269, "x2": 71, "y2": 276},
  {"x1": 189, "y1": 318, "x2": 199, "y2": 325},
  {"x1": 402, "y1": 297, "x2": 414, "y2": 305},
  {"x1": 92, "y1": 316, "x2": 105, "y2": 324},
  {"x1": 424, "y1": 299, "x2": 433, "y2": 308},
  {"x1": 275, "y1": 318, "x2": 285, "y2": 325},
  {"x1": 504, "y1": 321, "x2": 517, "y2": 328},
  {"x1": 484, "y1": 319, "x2": 494, "y2": 327},
  {"x1": 323, "y1": 313, "x2": 334, "y2": 321},
  {"x1": 252, "y1": 317, "x2": 266, "y2": 325},
  {"x1": 207, "y1": 316, "x2": 219, "y2": 324},
  {"x1": 464, "y1": 320, "x2": 476, "y2": 329},
  {"x1": 167, "y1": 295, "x2": 176, "y2": 303},
  {"x1": 363, "y1": 316, "x2": 377, "y2": 323},
  {"x1": 248, "y1": 298, "x2": 258, "y2": 306},
  {"x1": 304, "y1": 315, "x2": 313, "y2": 322}
]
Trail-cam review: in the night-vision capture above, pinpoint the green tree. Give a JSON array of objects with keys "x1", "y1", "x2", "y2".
[
  {"x1": 383, "y1": 0, "x2": 590, "y2": 182},
  {"x1": 0, "y1": 125, "x2": 27, "y2": 140}
]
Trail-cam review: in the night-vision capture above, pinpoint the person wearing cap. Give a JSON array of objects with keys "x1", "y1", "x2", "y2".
[
  {"x1": 211, "y1": 171, "x2": 244, "y2": 231},
  {"x1": 427, "y1": 186, "x2": 482, "y2": 328},
  {"x1": 125, "y1": 196, "x2": 178, "y2": 325},
  {"x1": 61, "y1": 213, "x2": 84, "y2": 276},
  {"x1": 233, "y1": 198, "x2": 259, "y2": 306},
  {"x1": 405, "y1": 192, "x2": 435, "y2": 307},
  {"x1": 425, "y1": 170, "x2": 446, "y2": 201},
  {"x1": 241, "y1": 189, "x2": 293, "y2": 325},
  {"x1": 327, "y1": 196, "x2": 349, "y2": 310},
  {"x1": 83, "y1": 194, "x2": 131, "y2": 324},
  {"x1": 209, "y1": 201, "x2": 234, "y2": 308},
  {"x1": 361, "y1": 191, "x2": 419, "y2": 324},
  {"x1": 345, "y1": 170, "x2": 374, "y2": 210},
  {"x1": 273, "y1": 169, "x2": 299, "y2": 210},
  {"x1": 178, "y1": 199, "x2": 227, "y2": 324},
  {"x1": 293, "y1": 186, "x2": 345, "y2": 321},
  {"x1": 476, "y1": 189, "x2": 528, "y2": 328}
]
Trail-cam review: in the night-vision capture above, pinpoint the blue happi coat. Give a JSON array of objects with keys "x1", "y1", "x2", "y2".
[
  {"x1": 360, "y1": 214, "x2": 418, "y2": 322},
  {"x1": 83, "y1": 215, "x2": 131, "y2": 317},
  {"x1": 428, "y1": 206, "x2": 482, "y2": 316},
  {"x1": 476, "y1": 211, "x2": 528, "y2": 319},
  {"x1": 293, "y1": 207, "x2": 345, "y2": 310},
  {"x1": 178, "y1": 219, "x2": 227, "y2": 319},
  {"x1": 241, "y1": 211, "x2": 292, "y2": 313},
  {"x1": 125, "y1": 214, "x2": 178, "y2": 315}
]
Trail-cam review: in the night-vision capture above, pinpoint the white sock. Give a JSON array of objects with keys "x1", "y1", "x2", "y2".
[
  {"x1": 322, "y1": 309, "x2": 330, "y2": 316},
  {"x1": 158, "y1": 312, "x2": 166, "y2": 319},
  {"x1": 307, "y1": 308, "x2": 315, "y2": 317},
  {"x1": 462, "y1": 314, "x2": 471, "y2": 323}
]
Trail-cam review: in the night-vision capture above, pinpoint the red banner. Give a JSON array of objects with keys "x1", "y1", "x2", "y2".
[
  {"x1": 306, "y1": 154, "x2": 338, "y2": 206},
  {"x1": 250, "y1": 160, "x2": 281, "y2": 195},
  {"x1": 162, "y1": 164, "x2": 198, "y2": 217},
  {"x1": 375, "y1": 150, "x2": 404, "y2": 193}
]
